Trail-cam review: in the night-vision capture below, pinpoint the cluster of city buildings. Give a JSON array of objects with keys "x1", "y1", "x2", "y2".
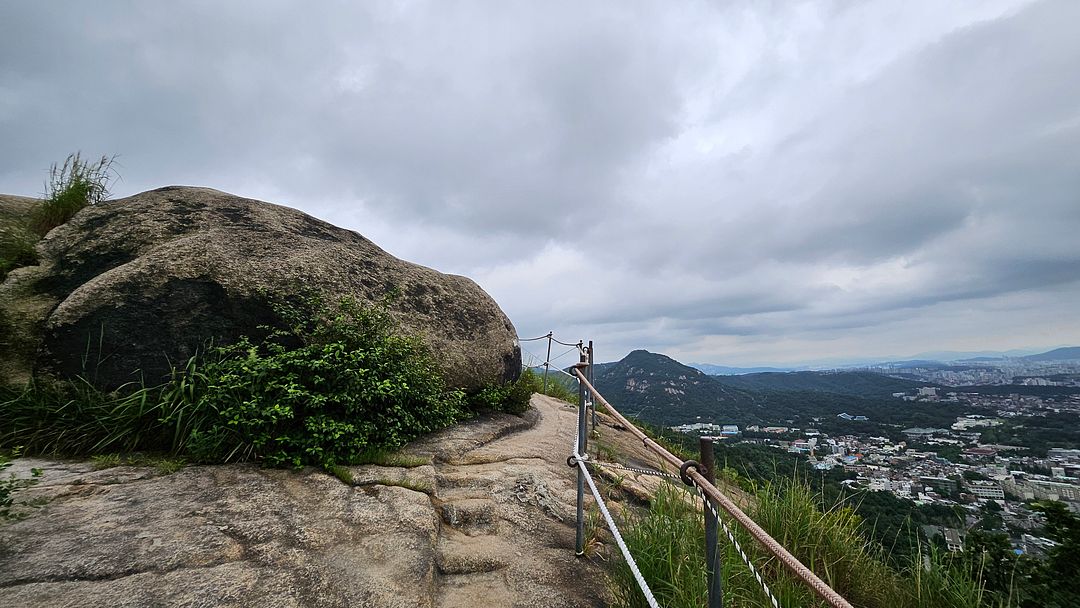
[
  {"x1": 668, "y1": 422, "x2": 741, "y2": 438},
  {"x1": 865, "y1": 359, "x2": 1080, "y2": 387},
  {"x1": 734, "y1": 421, "x2": 1080, "y2": 555},
  {"x1": 669, "y1": 371, "x2": 1080, "y2": 556},
  {"x1": 703, "y1": 392, "x2": 1079, "y2": 557}
]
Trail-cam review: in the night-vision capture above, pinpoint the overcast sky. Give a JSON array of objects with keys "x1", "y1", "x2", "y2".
[{"x1": 3, "y1": 1, "x2": 1079, "y2": 367}]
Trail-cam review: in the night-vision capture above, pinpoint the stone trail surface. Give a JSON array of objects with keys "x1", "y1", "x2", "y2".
[{"x1": 0, "y1": 395, "x2": 612, "y2": 608}]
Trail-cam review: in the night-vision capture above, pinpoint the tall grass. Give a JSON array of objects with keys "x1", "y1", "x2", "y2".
[
  {"x1": 519, "y1": 367, "x2": 580, "y2": 403},
  {"x1": 609, "y1": 484, "x2": 710, "y2": 607},
  {"x1": 0, "y1": 373, "x2": 193, "y2": 456},
  {"x1": 611, "y1": 478, "x2": 995, "y2": 608},
  {"x1": 30, "y1": 152, "x2": 115, "y2": 237},
  {"x1": 0, "y1": 227, "x2": 37, "y2": 282}
]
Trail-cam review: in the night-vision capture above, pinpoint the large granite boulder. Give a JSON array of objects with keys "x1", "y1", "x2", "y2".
[{"x1": 0, "y1": 186, "x2": 520, "y2": 390}]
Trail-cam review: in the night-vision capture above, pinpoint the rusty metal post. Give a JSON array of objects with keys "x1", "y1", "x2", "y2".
[
  {"x1": 700, "y1": 436, "x2": 723, "y2": 608},
  {"x1": 574, "y1": 355, "x2": 589, "y2": 556},
  {"x1": 543, "y1": 332, "x2": 553, "y2": 394}
]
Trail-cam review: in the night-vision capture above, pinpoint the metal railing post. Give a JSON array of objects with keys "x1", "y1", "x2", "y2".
[
  {"x1": 574, "y1": 356, "x2": 589, "y2": 556},
  {"x1": 700, "y1": 436, "x2": 723, "y2": 608},
  {"x1": 587, "y1": 340, "x2": 597, "y2": 430},
  {"x1": 543, "y1": 332, "x2": 553, "y2": 394}
]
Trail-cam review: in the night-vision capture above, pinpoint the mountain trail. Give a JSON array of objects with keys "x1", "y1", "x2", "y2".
[{"x1": 0, "y1": 395, "x2": 614, "y2": 608}]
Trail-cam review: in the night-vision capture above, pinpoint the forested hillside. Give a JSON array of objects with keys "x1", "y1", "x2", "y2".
[
  {"x1": 593, "y1": 350, "x2": 969, "y2": 433},
  {"x1": 714, "y1": 370, "x2": 933, "y2": 398}
]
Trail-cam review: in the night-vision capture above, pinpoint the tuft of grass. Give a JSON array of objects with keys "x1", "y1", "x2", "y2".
[
  {"x1": 0, "y1": 376, "x2": 182, "y2": 457},
  {"x1": 374, "y1": 477, "x2": 432, "y2": 494},
  {"x1": 351, "y1": 449, "x2": 429, "y2": 468},
  {"x1": 152, "y1": 457, "x2": 186, "y2": 475},
  {"x1": 611, "y1": 483, "x2": 710, "y2": 607},
  {"x1": 90, "y1": 453, "x2": 122, "y2": 469},
  {"x1": 30, "y1": 152, "x2": 115, "y2": 237},
  {"x1": 523, "y1": 367, "x2": 579, "y2": 403},
  {"x1": 0, "y1": 227, "x2": 38, "y2": 283},
  {"x1": 90, "y1": 452, "x2": 187, "y2": 474},
  {"x1": 327, "y1": 464, "x2": 354, "y2": 485}
]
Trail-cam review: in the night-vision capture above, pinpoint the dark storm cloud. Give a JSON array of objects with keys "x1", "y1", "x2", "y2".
[{"x1": 2, "y1": 0, "x2": 1078, "y2": 364}]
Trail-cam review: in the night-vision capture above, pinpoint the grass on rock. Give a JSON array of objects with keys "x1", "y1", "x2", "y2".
[{"x1": 30, "y1": 152, "x2": 115, "y2": 237}]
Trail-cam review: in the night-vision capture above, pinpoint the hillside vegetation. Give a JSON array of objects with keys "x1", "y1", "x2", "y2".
[
  {"x1": 717, "y1": 370, "x2": 933, "y2": 398},
  {"x1": 592, "y1": 350, "x2": 968, "y2": 433}
]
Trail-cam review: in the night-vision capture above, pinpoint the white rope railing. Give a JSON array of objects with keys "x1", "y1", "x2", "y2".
[
  {"x1": 572, "y1": 368, "x2": 855, "y2": 608},
  {"x1": 572, "y1": 449, "x2": 662, "y2": 608},
  {"x1": 692, "y1": 480, "x2": 781, "y2": 608}
]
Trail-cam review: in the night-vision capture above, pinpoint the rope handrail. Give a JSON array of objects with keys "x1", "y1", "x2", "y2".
[
  {"x1": 692, "y1": 480, "x2": 780, "y2": 608},
  {"x1": 572, "y1": 368, "x2": 855, "y2": 608},
  {"x1": 590, "y1": 460, "x2": 680, "y2": 481},
  {"x1": 551, "y1": 336, "x2": 583, "y2": 348},
  {"x1": 518, "y1": 332, "x2": 583, "y2": 349},
  {"x1": 520, "y1": 333, "x2": 553, "y2": 342},
  {"x1": 572, "y1": 448, "x2": 662, "y2": 608}
]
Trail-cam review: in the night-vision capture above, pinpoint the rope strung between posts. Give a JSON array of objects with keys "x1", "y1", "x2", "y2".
[
  {"x1": 550, "y1": 367, "x2": 579, "y2": 380},
  {"x1": 518, "y1": 333, "x2": 585, "y2": 386},
  {"x1": 589, "y1": 460, "x2": 681, "y2": 481},
  {"x1": 518, "y1": 333, "x2": 583, "y2": 349},
  {"x1": 552, "y1": 336, "x2": 583, "y2": 348},
  {"x1": 692, "y1": 479, "x2": 781, "y2": 608},
  {"x1": 548, "y1": 345, "x2": 581, "y2": 365},
  {"x1": 519, "y1": 333, "x2": 553, "y2": 342},
  {"x1": 571, "y1": 450, "x2": 662, "y2": 608}
]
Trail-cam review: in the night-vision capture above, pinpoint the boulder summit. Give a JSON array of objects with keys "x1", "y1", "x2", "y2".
[{"x1": 0, "y1": 186, "x2": 520, "y2": 391}]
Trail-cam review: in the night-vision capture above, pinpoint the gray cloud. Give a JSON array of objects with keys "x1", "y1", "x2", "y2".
[{"x1": 2, "y1": 0, "x2": 1078, "y2": 366}]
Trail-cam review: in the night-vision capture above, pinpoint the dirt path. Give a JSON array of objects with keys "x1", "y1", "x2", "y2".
[{"x1": 0, "y1": 395, "x2": 613, "y2": 607}]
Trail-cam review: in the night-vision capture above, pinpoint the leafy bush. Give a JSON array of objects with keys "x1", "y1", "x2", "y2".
[
  {"x1": 467, "y1": 368, "x2": 538, "y2": 415},
  {"x1": 30, "y1": 152, "x2": 115, "y2": 237},
  {"x1": 1, "y1": 296, "x2": 469, "y2": 469},
  {"x1": 179, "y1": 296, "x2": 466, "y2": 467},
  {"x1": 1, "y1": 449, "x2": 43, "y2": 520}
]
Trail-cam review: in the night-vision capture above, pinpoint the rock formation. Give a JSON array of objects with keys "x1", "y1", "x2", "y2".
[
  {"x1": 0, "y1": 187, "x2": 520, "y2": 390},
  {"x1": 0, "y1": 395, "x2": 614, "y2": 608}
]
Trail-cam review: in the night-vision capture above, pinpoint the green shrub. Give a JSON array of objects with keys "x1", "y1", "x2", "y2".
[
  {"x1": 170, "y1": 295, "x2": 467, "y2": 468},
  {"x1": 467, "y1": 369, "x2": 537, "y2": 415},
  {"x1": 30, "y1": 152, "x2": 114, "y2": 237},
  {"x1": 0, "y1": 295, "x2": 468, "y2": 470}
]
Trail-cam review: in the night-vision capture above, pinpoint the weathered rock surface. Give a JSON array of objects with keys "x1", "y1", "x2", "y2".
[
  {"x1": 0, "y1": 395, "x2": 613, "y2": 607},
  {"x1": 0, "y1": 186, "x2": 520, "y2": 390}
]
